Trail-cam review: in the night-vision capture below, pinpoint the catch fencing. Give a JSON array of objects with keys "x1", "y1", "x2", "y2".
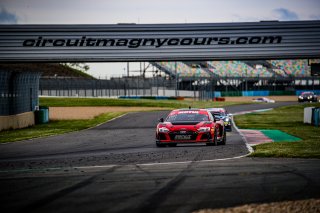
[
  {"x1": 39, "y1": 77, "x2": 202, "y2": 99},
  {"x1": 0, "y1": 71, "x2": 40, "y2": 116},
  {"x1": 39, "y1": 76, "x2": 320, "y2": 101}
]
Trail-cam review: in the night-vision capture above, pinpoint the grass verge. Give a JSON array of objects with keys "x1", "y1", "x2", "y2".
[
  {"x1": 0, "y1": 112, "x2": 125, "y2": 143},
  {"x1": 39, "y1": 97, "x2": 247, "y2": 108},
  {"x1": 234, "y1": 103, "x2": 320, "y2": 158}
]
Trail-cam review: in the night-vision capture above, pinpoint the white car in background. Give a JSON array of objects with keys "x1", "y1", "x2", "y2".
[{"x1": 252, "y1": 97, "x2": 275, "y2": 103}]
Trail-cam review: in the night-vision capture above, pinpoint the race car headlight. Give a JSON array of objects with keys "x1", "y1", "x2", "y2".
[
  {"x1": 225, "y1": 118, "x2": 230, "y2": 122},
  {"x1": 158, "y1": 127, "x2": 169, "y2": 133},
  {"x1": 198, "y1": 127, "x2": 210, "y2": 132},
  {"x1": 299, "y1": 96, "x2": 303, "y2": 99}
]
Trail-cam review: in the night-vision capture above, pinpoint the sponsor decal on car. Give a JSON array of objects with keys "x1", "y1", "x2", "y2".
[{"x1": 178, "y1": 111, "x2": 199, "y2": 114}]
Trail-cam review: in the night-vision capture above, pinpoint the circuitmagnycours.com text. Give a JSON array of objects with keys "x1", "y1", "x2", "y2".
[{"x1": 23, "y1": 36, "x2": 282, "y2": 48}]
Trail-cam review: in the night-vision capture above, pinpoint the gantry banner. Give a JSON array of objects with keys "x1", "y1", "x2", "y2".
[{"x1": 0, "y1": 21, "x2": 319, "y2": 62}]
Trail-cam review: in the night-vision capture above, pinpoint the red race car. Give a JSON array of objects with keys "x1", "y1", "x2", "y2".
[{"x1": 156, "y1": 108, "x2": 226, "y2": 147}]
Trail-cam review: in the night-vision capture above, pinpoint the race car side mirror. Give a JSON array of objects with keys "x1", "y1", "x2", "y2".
[{"x1": 158, "y1": 118, "x2": 164, "y2": 122}]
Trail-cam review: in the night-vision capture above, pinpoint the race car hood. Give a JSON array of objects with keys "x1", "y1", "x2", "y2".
[{"x1": 171, "y1": 121, "x2": 201, "y2": 125}]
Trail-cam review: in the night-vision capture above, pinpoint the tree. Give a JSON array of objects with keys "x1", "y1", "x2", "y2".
[{"x1": 60, "y1": 63, "x2": 90, "y2": 72}]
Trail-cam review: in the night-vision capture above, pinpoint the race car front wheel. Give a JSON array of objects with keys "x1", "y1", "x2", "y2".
[{"x1": 206, "y1": 127, "x2": 218, "y2": 146}]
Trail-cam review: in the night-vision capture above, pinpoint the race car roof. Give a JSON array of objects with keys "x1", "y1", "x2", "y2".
[{"x1": 207, "y1": 108, "x2": 226, "y2": 112}]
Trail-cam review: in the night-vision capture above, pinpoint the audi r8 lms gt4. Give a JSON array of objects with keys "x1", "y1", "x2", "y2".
[
  {"x1": 298, "y1": 92, "x2": 318, "y2": 102},
  {"x1": 156, "y1": 109, "x2": 226, "y2": 147},
  {"x1": 207, "y1": 108, "x2": 232, "y2": 132}
]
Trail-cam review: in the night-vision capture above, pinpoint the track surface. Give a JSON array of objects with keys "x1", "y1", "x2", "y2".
[{"x1": 0, "y1": 102, "x2": 319, "y2": 213}]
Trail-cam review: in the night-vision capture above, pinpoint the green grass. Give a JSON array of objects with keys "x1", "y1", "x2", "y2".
[
  {"x1": 0, "y1": 112, "x2": 125, "y2": 143},
  {"x1": 40, "y1": 97, "x2": 247, "y2": 108},
  {"x1": 234, "y1": 103, "x2": 320, "y2": 158}
]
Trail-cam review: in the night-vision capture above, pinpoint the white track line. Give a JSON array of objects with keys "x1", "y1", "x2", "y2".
[
  {"x1": 232, "y1": 114, "x2": 254, "y2": 154},
  {"x1": 74, "y1": 165, "x2": 116, "y2": 170},
  {"x1": 1, "y1": 113, "x2": 129, "y2": 145},
  {"x1": 89, "y1": 113, "x2": 128, "y2": 129},
  {"x1": 137, "y1": 153, "x2": 252, "y2": 167}
]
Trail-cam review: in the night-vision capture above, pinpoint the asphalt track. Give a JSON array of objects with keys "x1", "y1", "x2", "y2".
[{"x1": 0, "y1": 102, "x2": 319, "y2": 213}]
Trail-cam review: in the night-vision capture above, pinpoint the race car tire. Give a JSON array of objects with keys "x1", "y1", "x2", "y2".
[
  {"x1": 156, "y1": 142, "x2": 165, "y2": 147},
  {"x1": 220, "y1": 129, "x2": 226, "y2": 145},
  {"x1": 168, "y1": 143, "x2": 177, "y2": 147},
  {"x1": 214, "y1": 127, "x2": 218, "y2": 146}
]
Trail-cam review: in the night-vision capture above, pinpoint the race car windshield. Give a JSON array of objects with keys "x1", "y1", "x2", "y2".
[
  {"x1": 211, "y1": 112, "x2": 225, "y2": 116},
  {"x1": 166, "y1": 113, "x2": 209, "y2": 122},
  {"x1": 302, "y1": 92, "x2": 313, "y2": 96}
]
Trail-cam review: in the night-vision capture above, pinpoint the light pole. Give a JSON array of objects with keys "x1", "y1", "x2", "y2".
[
  {"x1": 175, "y1": 61, "x2": 178, "y2": 97},
  {"x1": 127, "y1": 62, "x2": 129, "y2": 77}
]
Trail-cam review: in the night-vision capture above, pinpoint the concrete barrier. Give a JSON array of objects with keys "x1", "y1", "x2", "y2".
[{"x1": 0, "y1": 111, "x2": 35, "y2": 131}]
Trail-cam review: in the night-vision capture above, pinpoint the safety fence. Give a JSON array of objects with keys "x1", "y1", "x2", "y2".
[
  {"x1": 39, "y1": 77, "x2": 200, "y2": 98},
  {"x1": 0, "y1": 71, "x2": 40, "y2": 116},
  {"x1": 39, "y1": 77, "x2": 320, "y2": 101}
]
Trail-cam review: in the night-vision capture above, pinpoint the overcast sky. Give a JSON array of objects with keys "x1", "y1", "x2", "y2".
[{"x1": 1, "y1": 0, "x2": 320, "y2": 78}]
